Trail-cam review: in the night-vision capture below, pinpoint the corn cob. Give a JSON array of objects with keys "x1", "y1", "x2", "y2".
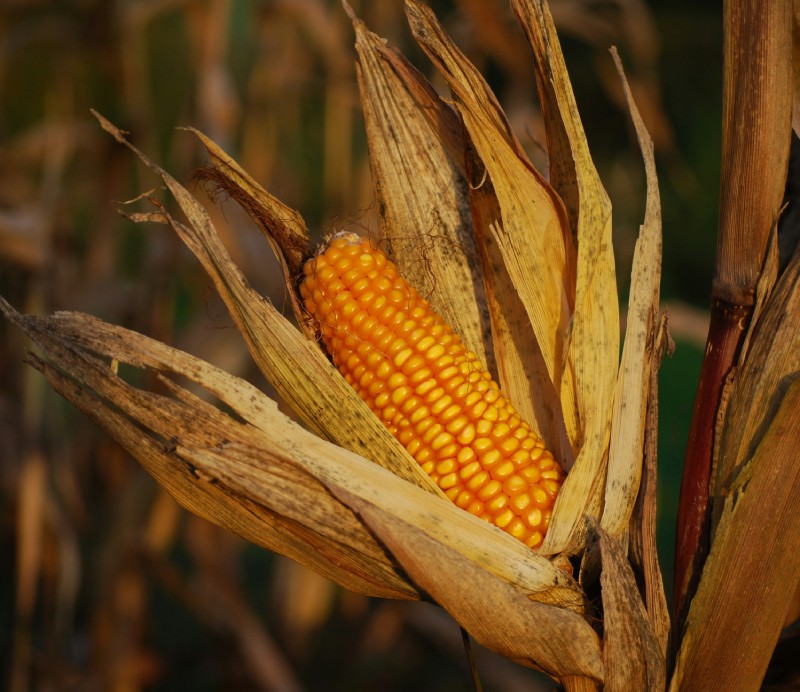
[{"x1": 300, "y1": 233, "x2": 563, "y2": 549}]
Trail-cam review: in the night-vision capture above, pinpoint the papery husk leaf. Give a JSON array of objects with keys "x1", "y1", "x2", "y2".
[
  {"x1": 360, "y1": 506, "x2": 603, "y2": 680},
  {"x1": 511, "y1": 0, "x2": 620, "y2": 556},
  {"x1": 597, "y1": 525, "x2": 666, "y2": 691},
  {"x1": 1, "y1": 300, "x2": 591, "y2": 626},
  {"x1": 186, "y1": 127, "x2": 314, "y2": 338},
  {"x1": 712, "y1": 242, "x2": 800, "y2": 513},
  {"x1": 464, "y1": 139, "x2": 574, "y2": 466},
  {"x1": 628, "y1": 313, "x2": 671, "y2": 656},
  {"x1": 602, "y1": 49, "x2": 662, "y2": 538},
  {"x1": 348, "y1": 6, "x2": 494, "y2": 370},
  {"x1": 92, "y1": 111, "x2": 440, "y2": 497},
  {"x1": 510, "y1": 0, "x2": 610, "y2": 250},
  {"x1": 405, "y1": 0, "x2": 575, "y2": 420},
  {"x1": 0, "y1": 300, "x2": 416, "y2": 600},
  {"x1": 670, "y1": 377, "x2": 800, "y2": 691}
]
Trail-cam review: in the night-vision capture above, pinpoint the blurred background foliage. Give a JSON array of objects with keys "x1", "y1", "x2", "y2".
[{"x1": 1, "y1": 0, "x2": 717, "y2": 689}]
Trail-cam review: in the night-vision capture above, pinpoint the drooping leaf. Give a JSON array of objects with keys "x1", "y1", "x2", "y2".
[
  {"x1": 0, "y1": 300, "x2": 417, "y2": 600},
  {"x1": 93, "y1": 111, "x2": 440, "y2": 495}
]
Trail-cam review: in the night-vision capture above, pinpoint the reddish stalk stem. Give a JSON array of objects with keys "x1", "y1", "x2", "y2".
[
  {"x1": 672, "y1": 298, "x2": 749, "y2": 630},
  {"x1": 672, "y1": 0, "x2": 791, "y2": 641}
]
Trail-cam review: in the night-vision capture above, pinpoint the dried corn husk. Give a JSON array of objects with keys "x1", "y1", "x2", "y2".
[
  {"x1": 0, "y1": 298, "x2": 602, "y2": 679},
  {"x1": 348, "y1": 4, "x2": 494, "y2": 370},
  {"x1": 0, "y1": 1, "x2": 678, "y2": 683},
  {"x1": 602, "y1": 49, "x2": 662, "y2": 540}
]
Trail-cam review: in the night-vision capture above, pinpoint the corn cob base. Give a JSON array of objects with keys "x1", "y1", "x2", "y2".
[{"x1": 300, "y1": 233, "x2": 563, "y2": 549}]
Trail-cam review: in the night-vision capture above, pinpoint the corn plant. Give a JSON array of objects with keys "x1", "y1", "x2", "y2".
[{"x1": 2, "y1": 0, "x2": 796, "y2": 689}]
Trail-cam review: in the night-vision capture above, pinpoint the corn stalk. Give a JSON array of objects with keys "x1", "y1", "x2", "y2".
[
  {"x1": 674, "y1": 0, "x2": 792, "y2": 628},
  {"x1": 672, "y1": 0, "x2": 799, "y2": 688}
]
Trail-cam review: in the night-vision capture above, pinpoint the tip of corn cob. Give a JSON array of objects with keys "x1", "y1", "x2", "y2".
[{"x1": 300, "y1": 232, "x2": 563, "y2": 549}]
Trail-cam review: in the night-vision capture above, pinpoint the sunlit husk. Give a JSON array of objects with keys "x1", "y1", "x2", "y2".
[
  {"x1": 349, "y1": 6, "x2": 494, "y2": 371},
  {"x1": 512, "y1": 0, "x2": 620, "y2": 557},
  {"x1": 601, "y1": 50, "x2": 662, "y2": 539}
]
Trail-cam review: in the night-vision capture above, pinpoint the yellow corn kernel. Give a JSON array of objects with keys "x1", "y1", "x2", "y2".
[{"x1": 301, "y1": 233, "x2": 563, "y2": 549}]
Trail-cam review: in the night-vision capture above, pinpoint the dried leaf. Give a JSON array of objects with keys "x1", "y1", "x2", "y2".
[
  {"x1": 92, "y1": 111, "x2": 439, "y2": 496},
  {"x1": 511, "y1": 0, "x2": 619, "y2": 556},
  {"x1": 1, "y1": 299, "x2": 601, "y2": 675},
  {"x1": 713, "y1": 243, "x2": 800, "y2": 511},
  {"x1": 186, "y1": 127, "x2": 314, "y2": 337},
  {"x1": 598, "y1": 525, "x2": 665, "y2": 691},
  {"x1": 602, "y1": 48, "x2": 662, "y2": 538},
  {"x1": 0, "y1": 301, "x2": 415, "y2": 600},
  {"x1": 348, "y1": 6, "x2": 494, "y2": 369},
  {"x1": 670, "y1": 378, "x2": 800, "y2": 691},
  {"x1": 365, "y1": 509, "x2": 603, "y2": 679},
  {"x1": 510, "y1": 0, "x2": 608, "y2": 250},
  {"x1": 628, "y1": 314, "x2": 672, "y2": 656}
]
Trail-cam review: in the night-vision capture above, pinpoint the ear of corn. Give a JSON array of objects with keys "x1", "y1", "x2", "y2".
[{"x1": 300, "y1": 232, "x2": 563, "y2": 549}]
